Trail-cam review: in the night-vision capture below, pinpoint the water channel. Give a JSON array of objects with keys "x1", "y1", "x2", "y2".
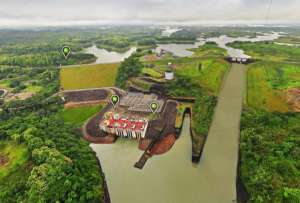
[{"x1": 89, "y1": 32, "x2": 280, "y2": 203}]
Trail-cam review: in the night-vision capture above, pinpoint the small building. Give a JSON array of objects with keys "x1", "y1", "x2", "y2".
[
  {"x1": 165, "y1": 71, "x2": 174, "y2": 80},
  {"x1": 165, "y1": 62, "x2": 175, "y2": 80},
  {"x1": 99, "y1": 112, "x2": 148, "y2": 139}
]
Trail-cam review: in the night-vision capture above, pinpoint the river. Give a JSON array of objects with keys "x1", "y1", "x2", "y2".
[
  {"x1": 91, "y1": 63, "x2": 245, "y2": 203},
  {"x1": 84, "y1": 45, "x2": 137, "y2": 64},
  {"x1": 156, "y1": 32, "x2": 280, "y2": 58}
]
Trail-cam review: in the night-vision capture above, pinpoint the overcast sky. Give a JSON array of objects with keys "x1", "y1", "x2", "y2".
[{"x1": 1, "y1": 0, "x2": 299, "y2": 26}]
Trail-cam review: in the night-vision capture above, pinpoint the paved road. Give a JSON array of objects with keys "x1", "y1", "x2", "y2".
[{"x1": 91, "y1": 63, "x2": 246, "y2": 203}]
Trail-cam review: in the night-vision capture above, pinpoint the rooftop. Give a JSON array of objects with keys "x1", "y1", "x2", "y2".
[
  {"x1": 101, "y1": 111, "x2": 148, "y2": 132},
  {"x1": 119, "y1": 92, "x2": 164, "y2": 113}
]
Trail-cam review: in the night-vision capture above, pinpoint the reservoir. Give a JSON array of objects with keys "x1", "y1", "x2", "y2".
[
  {"x1": 90, "y1": 32, "x2": 279, "y2": 203},
  {"x1": 84, "y1": 45, "x2": 137, "y2": 64},
  {"x1": 91, "y1": 64, "x2": 246, "y2": 203},
  {"x1": 156, "y1": 32, "x2": 280, "y2": 58},
  {"x1": 84, "y1": 33, "x2": 280, "y2": 62},
  {"x1": 91, "y1": 116, "x2": 207, "y2": 203}
]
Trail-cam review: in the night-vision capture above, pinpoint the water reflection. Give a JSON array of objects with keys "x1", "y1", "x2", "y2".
[
  {"x1": 84, "y1": 45, "x2": 137, "y2": 64},
  {"x1": 156, "y1": 32, "x2": 280, "y2": 58},
  {"x1": 91, "y1": 116, "x2": 201, "y2": 203}
]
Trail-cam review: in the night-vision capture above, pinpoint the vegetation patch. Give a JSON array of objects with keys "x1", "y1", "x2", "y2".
[
  {"x1": 275, "y1": 36, "x2": 300, "y2": 45},
  {"x1": 0, "y1": 142, "x2": 29, "y2": 179},
  {"x1": 240, "y1": 110, "x2": 300, "y2": 203},
  {"x1": 95, "y1": 35, "x2": 131, "y2": 53},
  {"x1": 189, "y1": 42, "x2": 228, "y2": 58},
  {"x1": 246, "y1": 61, "x2": 300, "y2": 112},
  {"x1": 228, "y1": 41, "x2": 300, "y2": 62},
  {"x1": 127, "y1": 78, "x2": 152, "y2": 91},
  {"x1": 60, "y1": 105, "x2": 103, "y2": 125},
  {"x1": 142, "y1": 67, "x2": 163, "y2": 78},
  {"x1": 175, "y1": 102, "x2": 193, "y2": 128},
  {"x1": 60, "y1": 63, "x2": 119, "y2": 90},
  {"x1": 115, "y1": 53, "x2": 143, "y2": 89},
  {"x1": 176, "y1": 58, "x2": 230, "y2": 94}
]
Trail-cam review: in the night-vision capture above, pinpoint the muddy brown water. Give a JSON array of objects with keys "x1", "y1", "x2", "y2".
[{"x1": 90, "y1": 63, "x2": 245, "y2": 203}]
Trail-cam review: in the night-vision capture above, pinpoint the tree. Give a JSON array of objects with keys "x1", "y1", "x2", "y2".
[
  {"x1": 115, "y1": 54, "x2": 142, "y2": 88},
  {"x1": 27, "y1": 137, "x2": 44, "y2": 151},
  {"x1": 11, "y1": 133, "x2": 22, "y2": 143}
]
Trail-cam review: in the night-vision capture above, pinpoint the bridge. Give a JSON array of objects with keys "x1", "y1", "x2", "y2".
[{"x1": 226, "y1": 57, "x2": 253, "y2": 64}]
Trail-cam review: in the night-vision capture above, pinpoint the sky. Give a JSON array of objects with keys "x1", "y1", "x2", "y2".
[{"x1": 0, "y1": 0, "x2": 299, "y2": 27}]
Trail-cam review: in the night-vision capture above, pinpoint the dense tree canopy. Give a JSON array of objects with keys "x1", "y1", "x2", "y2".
[
  {"x1": 240, "y1": 110, "x2": 300, "y2": 203},
  {"x1": 115, "y1": 53, "x2": 143, "y2": 88}
]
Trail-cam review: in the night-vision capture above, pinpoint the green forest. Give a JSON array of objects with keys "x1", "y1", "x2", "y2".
[
  {"x1": 0, "y1": 68, "x2": 104, "y2": 202},
  {"x1": 240, "y1": 110, "x2": 300, "y2": 203},
  {"x1": 236, "y1": 38, "x2": 300, "y2": 203},
  {"x1": 1, "y1": 26, "x2": 300, "y2": 203}
]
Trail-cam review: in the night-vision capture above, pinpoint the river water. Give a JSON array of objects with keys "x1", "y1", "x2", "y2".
[
  {"x1": 84, "y1": 45, "x2": 137, "y2": 64},
  {"x1": 91, "y1": 63, "x2": 246, "y2": 203},
  {"x1": 89, "y1": 32, "x2": 280, "y2": 203},
  {"x1": 91, "y1": 116, "x2": 207, "y2": 203},
  {"x1": 161, "y1": 26, "x2": 182, "y2": 37},
  {"x1": 156, "y1": 32, "x2": 280, "y2": 58},
  {"x1": 84, "y1": 32, "x2": 280, "y2": 63}
]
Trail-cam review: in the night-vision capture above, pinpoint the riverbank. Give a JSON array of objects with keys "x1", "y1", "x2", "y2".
[{"x1": 138, "y1": 133, "x2": 176, "y2": 155}]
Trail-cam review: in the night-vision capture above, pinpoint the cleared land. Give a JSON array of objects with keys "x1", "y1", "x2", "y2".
[
  {"x1": 247, "y1": 61, "x2": 300, "y2": 112},
  {"x1": 60, "y1": 63, "x2": 119, "y2": 90}
]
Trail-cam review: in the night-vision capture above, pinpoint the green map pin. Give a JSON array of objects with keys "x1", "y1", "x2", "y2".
[
  {"x1": 110, "y1": 95, "x2": 119, "y2": 107},
  {"x1": 150, "y1": 101, "x2": 159, "y2": 113},
  {"x1": 62, "y1": 46, "x2": 71, "y2": 59}
]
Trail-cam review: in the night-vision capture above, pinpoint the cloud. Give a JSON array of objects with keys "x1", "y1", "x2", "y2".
[{"x1": 0, "y1": 0, "x2": 299, "y2": 26}]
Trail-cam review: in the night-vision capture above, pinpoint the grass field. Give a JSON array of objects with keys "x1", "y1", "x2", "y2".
[
  {"x1": 60, "y1": 105, "x2": 103, "y2": 125},
  {"x1": 60, "y1": 63, "x2": 119, "y2": 90},
  {"x1": 142, "y1": 67, "x2": 163, "y2": 78},
  {"x1": 229, "y1": 41, "x2": 300, "y2": 62},
  {"x1": 245, "y1": 61, "x2": 300, "y2": 112},
  {"x1": 0, "y1": 142, "x2": 29, "y2": 179},
  {"x1": 275, "y1": 36, "x2": 300, "y2": 45},
  {"x1": 189, "y1": 42, "x2": 228, "y2": 58},
  {"x1": 176, "y1": 58, "x2": 230, "y2": 94}
]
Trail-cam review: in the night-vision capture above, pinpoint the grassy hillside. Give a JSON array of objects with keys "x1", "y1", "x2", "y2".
[
  {"x1": 60, "y1": 105, "x2": 103, "y2": 125},
  {"x1": 246, "y1": 61, "x2": 300, "y2": 112},
  {"x1": 176, "y1": 58, "x2": 230, "y2": 95},
  {"x1": 189, "y1": 42, "x2": 228, "y2": 58},
  {"x1": 60, "y1": 63, "x2": 119, "y2": 90}
]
